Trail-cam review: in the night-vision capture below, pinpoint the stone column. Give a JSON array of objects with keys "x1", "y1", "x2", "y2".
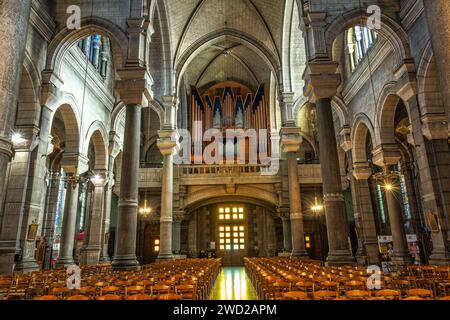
[
  {"x1": 423, "y1": 0, "x2": 450, "y2": 125},
  {"x1": 280, "y1": 127, "x2": 308, "y2": 257},
  {"x1": 157, "y1": 130, "x2": 178, "y2": 260},
  {"x1": 55, "y1": 177, "x2": 80, "y2": 268},
  {"x1": 172, "y1": 213, "x2": 182, "y2": 255},
  {"x1": 372, "y1": 145, "x2": 413, "y2": 266},
  {"x1": 80, "y1": 173, "x2": 107, "y2": 265},
  {"x1": 406, "y1": 95, "x2": 450, "y2": 264},
  {"x1": 100, "y1": 178, "x2": 113, "y2": 262},
  {"x1": 304, "y1": 62, "x2": 354, "y2": 265},
  {"x1": 0, "y1": 3, "x2": 32, "y2": 233},
  {"x1": 112, "y1": 104, "x2": 141, "y2": 271},
  {"x1": 265, "y1": 210, "x2": 277, "y2": 257},
  {"x1": 188, "y1": 211, "x2": 198, "y2": 258},
  {"x1": 281, "y1": 216, "x2": 293, "y2": 252},
  {"x1": 352, "y1": 163, "x2": 380, "y2": 265},
  {"x1": 42, "y1": 172, "x2": 61, "y2": 269},
  {"x1": 384, "y1": 167, "x2": 413, "y2": 266}
]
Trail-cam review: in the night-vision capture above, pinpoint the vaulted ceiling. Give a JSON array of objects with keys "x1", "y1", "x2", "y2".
[{"x1": 164, "y1": 0, "x2": 288, "y2": 93}]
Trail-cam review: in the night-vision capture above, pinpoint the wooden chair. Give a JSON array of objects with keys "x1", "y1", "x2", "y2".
[
  {"x1": 157, "y1": 293, "x2": 182, "y2": 300},
  {"x1": 35, "y1": 295, "x2": 59, "y2": 300},
  {"x1": 313, "y1": 290, "x2": 338, "y2": 300},
  {"x1": 127, "y1": 294, "x2": 152, "y2": 300},
  {"x1": 0, "y1": 280, "x2": 11, "y2": 299},
  {"x1": 374, "y1": 289, "x2": 401, "y2": 300},
  {"x1": 344, "y1": 280, "x2": 366, "y2": 291},
  {"x1": 403, "y1": 296, "x2": 426, "y2": 300},
  {"x1": 79, "y1": 286, "x2": 97, "y2": 298},
  {"x1": 283, "y1": 291, "x2": 308, "y2": 300},
  {"x1": 391, "y1": 279, "x2": 410, "y2": 297},
  {"x1": 52, "y1": 287, "x2": 70, "y2": 299},
  {"x1": 318, "y1": 281, "x2": 338, "y2": 292},
  {"x1": 175, "y1": 284, "x2": 195, "y2": 300},
  {"x1": 125, "y1": 286, "x2": 145, "y2": 296},
  {"x1": 152, "y1": 285, "x2": 171, "y2": 298},
  {"x1": 345, "y1": 290, "x2": 371, "y2": 300},
  {"x1": 97, "y1": 294, "x2": 121, "y2": 301},
  {"x1": 407, "y1": 288, "x2": 433, "y2": 299},
  {"x1": 100, "y1": 286, "x2": 120, "y2": 296},
  {"x1": 293, "y1": 281, "x2": 314, "y2": 297},
  {"x1": 67, "y1": 295, "x2": 90, "y2": 300}
]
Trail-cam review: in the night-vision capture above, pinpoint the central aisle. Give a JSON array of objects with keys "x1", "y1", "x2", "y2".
[{"x1": 209, "y1": 267, "x2": 259, "y2": 300}]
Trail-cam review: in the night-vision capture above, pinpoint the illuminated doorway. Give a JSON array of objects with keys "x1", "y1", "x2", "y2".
[{"x1": 217, "y1": 206, "x2": 248, "y2": 266}]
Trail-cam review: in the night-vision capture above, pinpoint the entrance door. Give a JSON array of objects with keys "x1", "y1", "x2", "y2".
[{"x1": 216, "y1": 206, "x2": 247, "y2": 266}]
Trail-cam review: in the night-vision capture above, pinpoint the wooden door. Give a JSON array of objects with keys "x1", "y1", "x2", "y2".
[{"x1": 216, "y1": 205, "x2": 248, "y2": 266}]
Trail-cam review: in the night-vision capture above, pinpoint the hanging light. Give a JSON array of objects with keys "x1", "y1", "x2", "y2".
[
  {"x1": 139, "y1": 189, "x2": 152, "y2": 218},
  {"x1": 311, "y1": 196, "x2": 324, "y2": 213}
]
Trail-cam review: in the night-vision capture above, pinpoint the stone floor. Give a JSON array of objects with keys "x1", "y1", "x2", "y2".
[{"x1": 209, "y1": 267, "x2": 259, "y2": 300}]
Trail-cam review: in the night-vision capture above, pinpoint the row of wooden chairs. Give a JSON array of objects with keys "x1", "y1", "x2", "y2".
[
  {"x1": 245, "y1": 257, "x2": 450, "y2": 300},
  {"x1": 0, "y1": 258, "x2": 222, "y2": 301}
]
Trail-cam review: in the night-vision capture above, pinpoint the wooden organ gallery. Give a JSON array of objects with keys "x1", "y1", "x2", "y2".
[{"x1": 189, "y1": 82, "x2": 271, "y2": 163}]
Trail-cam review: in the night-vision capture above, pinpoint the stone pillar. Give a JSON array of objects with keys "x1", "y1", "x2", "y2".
[
  {"x1": 188, "y1": 211, "x2": 198, "y2": 257},
  {"x1": 372, "y1": 145, "x2": 413, "y2": 266},
  {"x1": 352, "y1": 163, "x2": 380, "y2": 265},
  {"x1": 157, "y1": 130, "x2": 178, "y2": 260},
  {"x1": 0, "y1": 3, "x2": 32, "y2": 241},
  {"x1": 316, "y1": 99, "x2": 354, "y2": 265},
  {"x1": 112, "y1": 104, "x2": 141, "y2": 271},
  {"x1": 384, "y1": 167, "x2": 413, "y2": 265},
  {"x1": 281, "y1": 216, "x2": 293, "y2": 252},
  {"x1": 80, "y1": 173, "x2": 107, "y2": 265},
  {"x1": 304, "y1": 62, "x2": 354, "y2": 265},
  {"x1": 265, "y1": 210, "x2": 277, "y2": 257},
  {"x1": 423, "y1": 0, "x2": 450, "y2": 125},
  {"x1": 42, "y1": 172, "x2": 61, "y2": 269},
  {"x1": 280, "y1": 127, "x2": 308, "y2": 257},
  {"x1": 172, "y1": 214, "x2": 182, "y2": 254},
  {"x1": 100, "y1": 177, "x2": 113, "y2": 262},
  {"x1": 406, "y1": 95, "x2": 450, "y2": 264},
  {"x1": 55, "y1": 177, "x2": 80, "y2": 268}
]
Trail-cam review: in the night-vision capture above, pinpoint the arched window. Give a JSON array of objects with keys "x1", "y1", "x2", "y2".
[
  {"x1": 77, "y1": 34, "x2": 110, "y2": 78},
  {"x1": 346, "y1": 26, "x2": 378, "y2": 72}
]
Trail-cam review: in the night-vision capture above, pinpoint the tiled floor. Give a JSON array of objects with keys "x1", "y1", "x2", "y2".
[{"x1": 209, "y1": 267, "x2": 259, "y2": 300}]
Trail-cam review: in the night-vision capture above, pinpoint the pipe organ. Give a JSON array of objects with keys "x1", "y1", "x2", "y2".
[{"x1": 190, "y1": 81, "x2": 271, "y2": 163}]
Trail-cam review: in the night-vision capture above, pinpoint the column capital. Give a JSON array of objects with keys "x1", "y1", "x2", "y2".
[
  {"x1": 90, "y1": 170, "x2": 108, "y2": 188},
  {"x1": 157, "y1": 130, "x2": 179, "y2": 156},
  {"x1": 352, "y1": 162, "x2": 372, "y2": 180},
  {"x1": 278, "y1": 91, "x2": 296, "y2": 127},
  {"x1": 421, "y1": 113, "x2": 448, "y2": 140},
  {"x1": 115, "y1": 68, "x2": 153, "y2": 107},
  {"x1": 303, "y1": 61, "x2": 341, "y2": 102},
  {"x1": 280, "y1": 127, "x2": 302, "y2": 153},
  {"x1": 61, "y1": 153, "x2": 90, "y2": 175},
  {"x1": 0, "y1": 137, "x2": 13, "y2": 159},
  {"x1": 339, "y1": 125, "x2": 352, "y2": 152},
  {"x1": 162, "y1": 95, "x2": 179, "y2": 130},
  {"x1": 173, "y1": 210, "x2": 186, "y2": 222},
  {"x1": 372, "y1": 144, "x2": 401, "y2": 167}
]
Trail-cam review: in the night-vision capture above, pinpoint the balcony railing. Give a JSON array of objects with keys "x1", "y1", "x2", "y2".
[{"x1": 178, "y1": 164, "x2": 272, "y2": 176}]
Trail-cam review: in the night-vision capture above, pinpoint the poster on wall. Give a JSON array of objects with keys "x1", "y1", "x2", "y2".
[
  {"x1": 378, "y1": 236, "x2": 394, "y2": 272},
  {"x1": 378, "y1": 234, "x2": 421, "y2": 272}
]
